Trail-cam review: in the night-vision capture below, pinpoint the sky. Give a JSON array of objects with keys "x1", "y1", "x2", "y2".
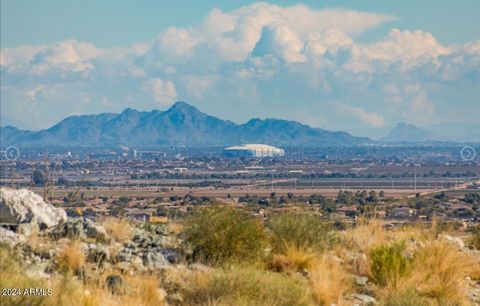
[{"x1": 1, "y1": 0, "x2": 479, "y2": 138}]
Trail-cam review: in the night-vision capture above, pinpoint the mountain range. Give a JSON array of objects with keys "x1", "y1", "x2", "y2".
[{"x1": 0, "y1": 102, "x2": 370, "y2": 148}]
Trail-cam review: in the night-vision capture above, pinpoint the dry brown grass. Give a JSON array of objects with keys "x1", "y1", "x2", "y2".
[
  {"x1": 402, "y1": 241, "x2": 473, "y2": 305},
  {"x1": 309, "y1": 254, "x2": 352, "y2": 306},
  {"x1": 167, "y1": 222, "x2": 184, "y2": 235},
  {"x1": 343, "y1": 219, "x2": 388, "y2": 253},
  {"x1": 103, "y1": 217, "x2": 133, "y2": 242},
  {"x1": 271, "y1": 245, "x2": 317, "y2": 273},
  {"x1": 57, "y1": 240, "x2": 85, "y2": 273},
  {"x1": 121, "y1": 275, "x2": 167, "y2": 306}
]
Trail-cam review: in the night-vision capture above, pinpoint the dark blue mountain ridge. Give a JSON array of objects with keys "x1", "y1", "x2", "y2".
[{"x1": 1, "y1": 101, "x2": 371, "y2": 147}]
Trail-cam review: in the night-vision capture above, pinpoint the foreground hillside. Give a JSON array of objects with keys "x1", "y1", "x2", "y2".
[{"x1": 1, "y1": 187, "x2": 479, "y2": 306}]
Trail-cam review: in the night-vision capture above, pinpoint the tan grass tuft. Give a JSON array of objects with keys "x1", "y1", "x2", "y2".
[
  {"x1": 103, "y1": 217, "x2": 134, "y2": 242},
  {"x1": 57, "y1": 240, "x2": 85, "y2": 273},
  {"x1": 309, "y1": 254, "x2": 352, "y2": 306},
  {"x1": 271, "y1": 245, "x2": 317, "y2": 273},
  {"x1": 405, "y1": 241, "x2": 473, "y2": 305}
]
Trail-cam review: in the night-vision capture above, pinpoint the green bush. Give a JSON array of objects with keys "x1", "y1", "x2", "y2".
[
  {"x1": 182, "y1": 205, "x2": 266, "y2": 265},
  {"x1": 383, "y1": 288, "x2": 428, "y2": 306},
  {"x1": 267, "y1": 213, "x2": 335, "y2": 253},
  {"x1": 182, "y1": 266, "x2": 314, "y2": 306},
  {"x1": 369, "y1": 241, "x2": 410, "y2": 287}
]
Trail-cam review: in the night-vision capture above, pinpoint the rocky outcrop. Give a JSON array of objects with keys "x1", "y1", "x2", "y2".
[
  {"x1": 0, "y1": 188, "x2": 66, "y2": 228},
  {"x1": 50, "y1": 218, "x2": 109, "y2": 241}
]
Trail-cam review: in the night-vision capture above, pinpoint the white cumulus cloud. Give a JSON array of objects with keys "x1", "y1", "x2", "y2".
[{"x1": 142, "y1": 78, "x2": 178, "y2": 106}]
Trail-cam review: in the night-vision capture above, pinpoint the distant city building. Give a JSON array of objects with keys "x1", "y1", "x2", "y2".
[{"x1": 223, "y1": 144, "x2": 284, "y2": 157}]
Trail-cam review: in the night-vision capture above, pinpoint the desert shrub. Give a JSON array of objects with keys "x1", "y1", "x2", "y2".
[
  {"x1": 309, "y1": 255, "x2": 352, "y2": 306},
  {"x1": 182, "y1": 205, "x2": 266, "y2": 265},
  {"x1": 382, "y1": 288, "x2": 428, "y2": 306},
  {"x1": 369, "y1": 241, "x2": 410, "y2": 287},
  {"x1": 103, "y1": 217, "x2": 133, "y2": 242},
  {"x1": 56, "y1": 240, "x2": 85, "y2": 273},
  {"x1": 182, "y1": 266, "x2": 313, "y2": 306},
  {"x1": 409, "y1": 241, "x2": 472, "y2": 305},
  {"x1": 267, "y1": 213, "x2": 334, "y2": 253}
]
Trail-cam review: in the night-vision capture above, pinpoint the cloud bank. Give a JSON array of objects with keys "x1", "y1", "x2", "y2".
[{"x1": 1, "y1": 2, "x2": 479, "y2": 136}]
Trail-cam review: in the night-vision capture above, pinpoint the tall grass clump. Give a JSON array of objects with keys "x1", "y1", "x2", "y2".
[
  {"x1": 309, "y1": 255, "x2": 352, "y2": 306},
  {"x1": 181, "y1": 205, "x2": 266, "y2": 265},
  {"x1": 408, "y1": 241, "x2": 472, "y2": 305},
  {"x1": 181, "y1": 266, "x2": 314, "y2": 306},
  {"x1": 103, "y1": 217, "x2": 133, "y2": 242},
  {"x1": 369, "y1": 241, "x2": 410, "y2": 288},
  {"x1": 56, "y1": 240, "x2": 86, "y2": 274},
  {"x1": 270, "y1": 245, "x2": 317, "y2": 273},
  {"x1": 345, "y1": 219, "x2": 387, "y2": 253},
  {"x1": 267, "y1": 213, "x2": 334, "y2": 253}
]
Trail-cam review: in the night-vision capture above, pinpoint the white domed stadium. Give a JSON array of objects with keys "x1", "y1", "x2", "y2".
[{"x1": 223, "y1": 144, "x2": 284, "y2": 157}]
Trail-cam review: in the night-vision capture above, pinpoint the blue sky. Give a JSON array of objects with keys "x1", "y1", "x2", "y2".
[
  {"x1": 2, "y1": 0, "x2": 479, "y2": 47},
  {"x1": 1, "y1": 0, "x2": 479, "y2": 138}
]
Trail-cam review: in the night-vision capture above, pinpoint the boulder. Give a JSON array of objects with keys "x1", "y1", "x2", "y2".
[{"x1": 0, "y1": 188, "x2": 66, "y2": 228}]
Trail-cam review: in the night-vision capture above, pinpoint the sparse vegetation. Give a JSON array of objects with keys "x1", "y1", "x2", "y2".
[
  {"x1": 180, "y1": 266, "x2": 314, "y2": 306},
  {"x1": 2, "y1": 192, "x2": 480, "y2": 306}
]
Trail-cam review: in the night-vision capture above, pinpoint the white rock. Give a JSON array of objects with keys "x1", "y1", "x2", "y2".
[
  {"x1": 0, "y1": 188, "x2": 67, "y2": 228},
  {"x1": 0, "y1": 227, "x2": 25, "y2": 245}
]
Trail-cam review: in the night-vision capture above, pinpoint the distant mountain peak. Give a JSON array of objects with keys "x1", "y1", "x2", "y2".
[
  {"x1": 382, "y1": 122, "x2": 431, "y2": 142},
  {"x1": 167, "y1": 101, "x2": 199, "y2": 112}
]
